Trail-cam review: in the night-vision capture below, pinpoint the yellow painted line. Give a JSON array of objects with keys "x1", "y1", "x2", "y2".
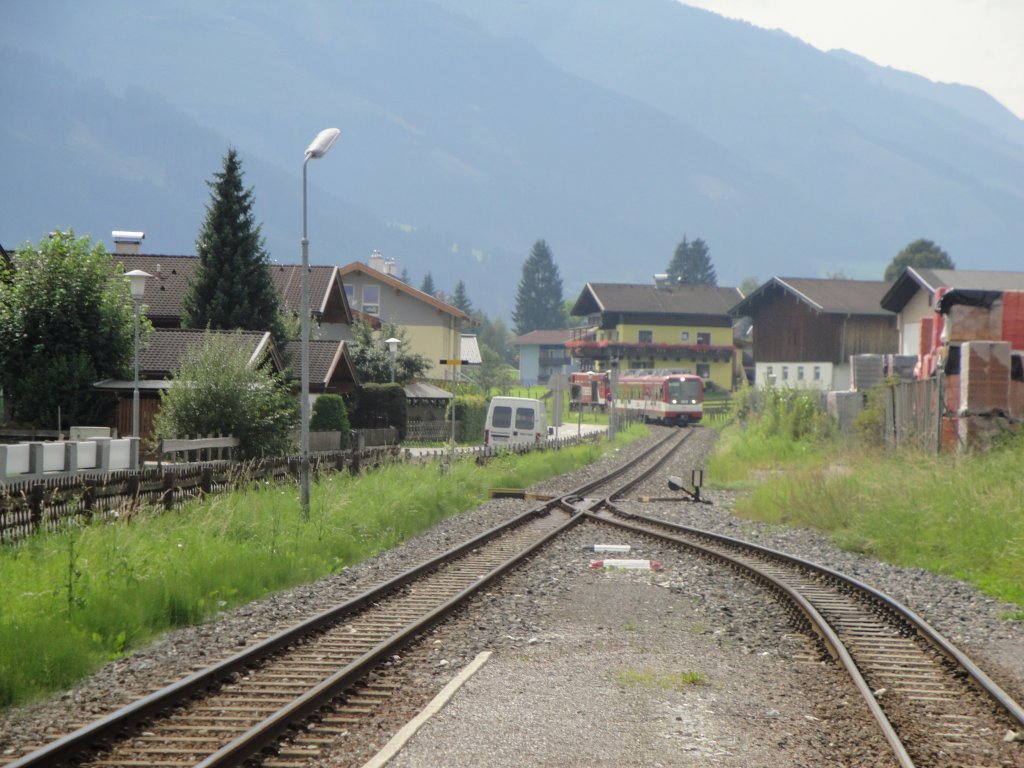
[{"x1": 360, "y1": 651, "x2": 492, "y2": 768}]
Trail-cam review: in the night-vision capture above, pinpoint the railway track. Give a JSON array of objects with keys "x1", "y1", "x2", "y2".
[
  {"x1": 592, "y1": 499, "x2": 1024, "y2": 767},
  {"x1": 8, "y1": 427, "x2": 1022, "y2": 767},
  {"x1": 6, "y1": 430, "x2": 687, "y2": 768}
]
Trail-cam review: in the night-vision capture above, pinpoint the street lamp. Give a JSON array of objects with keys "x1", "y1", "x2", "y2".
[
  {"x1": 385, "y1": 337, "x2": 400, "y2": 383},
  {"x1": 300, "y1": 127, "x2": 341, "y2": 519},
  {"x1": 125, "y1": 270, "x2": 152, "y2": 440}
]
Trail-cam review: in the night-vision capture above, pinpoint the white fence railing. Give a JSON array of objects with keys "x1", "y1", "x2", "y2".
[{"x1": 0, "y1": 438, "x2": 140, "y2": 483}]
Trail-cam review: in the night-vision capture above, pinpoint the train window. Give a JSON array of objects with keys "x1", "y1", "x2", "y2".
[
  {"x1": 639, "y1": 330, "x2": 653, "y2": 343},
  {"x1": 668, "y1": 378, "x2": 702, "y2": 402},
  {"x1": 697, "y1": 332, "x2": 711, "y2": 345}
]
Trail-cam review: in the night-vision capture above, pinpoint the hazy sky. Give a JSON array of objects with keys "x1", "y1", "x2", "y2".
[{"x1": 680, "y1": 0, "x2": 1024, "y2": 119}]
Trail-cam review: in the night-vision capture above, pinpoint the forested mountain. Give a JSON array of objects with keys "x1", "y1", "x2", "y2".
[{"x1": 2, "y1": 0, "x2": 1023, "y2": 317}]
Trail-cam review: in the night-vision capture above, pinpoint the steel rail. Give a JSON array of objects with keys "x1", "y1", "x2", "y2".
[
  {"x1": 8, "y1": 427, "x2": 686, "y2": 768},
  {"x1": 591, "y1": 505, "x2": 1024, "y2": 766}
]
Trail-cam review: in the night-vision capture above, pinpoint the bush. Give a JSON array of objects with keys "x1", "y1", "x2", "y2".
[
  {"x1": 310, "y1": 394, "x2": 351, "y2": 449},
  {"x1": 154, "y1": 331, "x2": 298, "y2": 459},
  {"x1": 451, "y1": 394, "x2": 487, "y2": 442},
  {"x1": 350, "y1": 383, "x2": 407, "y2": 440}
]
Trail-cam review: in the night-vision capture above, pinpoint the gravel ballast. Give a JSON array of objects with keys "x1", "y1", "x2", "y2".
[{"x1": 2, "y1": 427, "x2": 1022, "y2": 767}]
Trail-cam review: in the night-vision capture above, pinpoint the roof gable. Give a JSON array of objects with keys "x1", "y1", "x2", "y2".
[
  {"x1": 732, "y1": 277, "x2": 893, "y2": 318},
  {"x1": 338, "y1": 261, "x2": 470, "y2": 321},
  {"x1": 880, "y1": 267, "x2": 1024, "y2": 313}
]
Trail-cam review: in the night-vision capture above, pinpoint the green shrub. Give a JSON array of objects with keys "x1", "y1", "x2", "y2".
[
  {"x1": 451, "y1": 394, "x2": 487, "y2": 442},
  {"x1": 310, "y1": 394, "x2": 351, "y2": 449}
]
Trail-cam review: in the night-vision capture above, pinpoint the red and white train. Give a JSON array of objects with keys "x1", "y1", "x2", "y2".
[
  {"x1": 569, "y1": 371, "x2": 611, "y2": 411},
  {"x1": 613, "y1": 370, "x2": 704, "y2": 426}
]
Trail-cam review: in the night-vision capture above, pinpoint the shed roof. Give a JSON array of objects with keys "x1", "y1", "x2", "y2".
[
  {"x1": 880, "y1": 267, "x2": 1024, "y2": 313},
  {"x1": 512, "y1": 329, "x2": 573, "y2": 346},
  {"x1": 731, "y1": 277, "x2": 892, "y2": 317},
  {"x1": 404, "y1": 381, "x2": 453, "y2": 400}
]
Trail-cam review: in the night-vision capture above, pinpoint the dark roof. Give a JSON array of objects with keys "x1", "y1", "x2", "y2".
[
  {"x1": 281, "y1": 339, "x2": 359, "y2": 390},
  {"x1": 731, "y1": 277, "x2": 892, "y2": 317},
  {"x1": 112, "y1": 254, "x2": 351, "y2": 324},
  {"x1": 338, "y1": 261, "x2": 471, "y2": 321},
  {"x1": 880, "y1": 267, "x2": 1024, "y2": 313},
  {"x1": 512, "y1": 329, "x2": 573, "y2": 346},
  {"x1": 139, "y1": 328, "x2": 278, "y2": 377},
  {"x1": 572, "y1": 283, "x2": 742, "y2": 318}
]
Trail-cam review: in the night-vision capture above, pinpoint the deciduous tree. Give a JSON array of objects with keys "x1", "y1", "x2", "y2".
[
  {"x1": 347, "y1": 319, "x2": 429, "y2": 384},
  {"x1": 883, "y1": 239, "x2": 954, "y2": 282},
  {"x1": 153, "y1": 331, "x2": 297, "y2": 459},
  {"x1": 0, "y1": 231, "x2": 141, "y2": 427}
]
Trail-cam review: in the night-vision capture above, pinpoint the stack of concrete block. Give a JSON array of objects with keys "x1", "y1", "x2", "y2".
[
  {"x1": 850, "y1": 354, "x2": 884, "y2": 391},
  {"x1": 957, "y1": 340, "x2": 1012, "y2": 451}
]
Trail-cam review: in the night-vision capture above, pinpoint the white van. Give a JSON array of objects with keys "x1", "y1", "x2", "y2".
[{"x1": 484, "y1": 397, "x2": 548, "y2": 447}]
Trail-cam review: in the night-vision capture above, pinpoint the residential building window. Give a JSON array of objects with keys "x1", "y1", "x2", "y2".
[
  {"x1": 797, "y1": 366, "x2": 805, "y2": 381},
  {"x1": 638, "y1": 330, "x2": 653, "y2": 344},
  {"x1": 344, "y1": 284, "x2": 354, "y2": 302},
  {"x1": 362, "y1": 285, "x2": 380, "y2": 316},
  {"x1": 766, "y1": 365, "x2": 774, "y2": 376},
  {"x1": 696, "y1": 363, "x2": 710, "y2": 378},
  {"x1": 696, "y1": 332, "x2": 711, "y2": 345},
  {"x1": 680, "y1": 331, "x2": 690, "y2": 342},
  {"x1": 782, "y1": 365, "x2": 789, "y2": 381},
  {"x1": 814, "y1": 366, "x2": 821, "y2": 381}
]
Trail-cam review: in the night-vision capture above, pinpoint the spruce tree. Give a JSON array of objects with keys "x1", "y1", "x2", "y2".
[
  {"x1": 512, "y1": 239, "x2": 567, "y2": 335},
  {"x1": 666, "y1": 236, "x2": 717, "y2": 286},
  {"x1": 452, "y1": 280, "x2": 473, "y2": 314},
  {"x1": 420, "y1": 272, "x2": 436, "y2": 297},
  {"x1": 184, "y1": 148, "x2": 285, "y2": 344}
]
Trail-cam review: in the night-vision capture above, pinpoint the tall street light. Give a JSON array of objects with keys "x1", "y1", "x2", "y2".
[
  {"x1": 385, "y1": 337, "x2": 400, "y2": 383},
  {"x1": 300, "y1": 127, "x2": 341, "y2": 519},
  {"x1": 125, "y1": 269, "x2": 152, "y2": 441}
]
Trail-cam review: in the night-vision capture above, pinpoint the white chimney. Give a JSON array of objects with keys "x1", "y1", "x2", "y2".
[
  {"x1": 368, "y1": 249, "x2": 385, "y2": 272},
  {"x1": 112, "y1": 230, "x2": 145, "y2": 255},
  {"x1": 384, "y1": 256, "x2": 397, "y2": 276}
]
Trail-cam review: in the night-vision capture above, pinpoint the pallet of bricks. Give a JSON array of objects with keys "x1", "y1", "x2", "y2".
[{"x1": 929, "y1": 288, "x2": 1024, "y2": 451}]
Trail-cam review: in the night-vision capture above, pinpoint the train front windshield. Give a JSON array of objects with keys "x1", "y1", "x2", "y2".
[{"x1": 667, "y1": 378, "x2": 701, "y2": 403}]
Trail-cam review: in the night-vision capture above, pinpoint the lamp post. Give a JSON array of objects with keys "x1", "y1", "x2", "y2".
[
  {"x1": 125, "y1": 270, "x2": 152, "y2": 440},
  {"x1": 300, "y1": 127, "x2": 341, "y2": 519},
  {"x1": 385, "y1": 337, "x2": 400, "y2": 383}
]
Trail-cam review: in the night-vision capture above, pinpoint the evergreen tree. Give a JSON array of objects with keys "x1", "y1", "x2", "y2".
[
  {"x1": 883, "y1": 239, "x2": 954, "y2": 282},
  {"x1": 452, "y1": 280, "x2": 473, "y2": 314},
  {"x1": 0, "y1": 231, "x2": 141, "y2": 427},
  {"x1": 666, "y1": 236, "x2": 717, "y2": 285},
  {"x1": 399, "y1": 267, "x2": 411, "y2": 284},
  {"x1": 512, "y1": 239, "x2": 567, "y2": 335},
  {"x1": 420, "y1": 272, "x2": 436, "y2": 297},
  {"x1": 184, "y1": 148, "x2": 286, "y2": 344}
]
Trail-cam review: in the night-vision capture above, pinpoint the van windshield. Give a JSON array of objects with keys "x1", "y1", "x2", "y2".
[
  {"x1": 515, "y1": 408, "x2": 536, "y2": 430},
  {"x1": 491, "y1": 406, "x2": 512, "y2": 428}
]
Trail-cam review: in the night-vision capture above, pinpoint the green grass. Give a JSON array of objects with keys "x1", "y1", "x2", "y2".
[
  {"x1": 0, "y1": 425, "x2": 647, "y2": 711},
  {"x1": 708, "y1": 415, "x2": 1024, "y2": 609},
  {"x1": 613, "y1": 667, "x2": 707, "y2": 690}
]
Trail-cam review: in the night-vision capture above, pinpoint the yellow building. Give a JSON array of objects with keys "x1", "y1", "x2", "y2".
[
  {"x1": 338, "y1": 256, "x2": 472, "y2": 383},
  {"x1": 568, "y1": 281, "x2": 744, "y2": 391}
]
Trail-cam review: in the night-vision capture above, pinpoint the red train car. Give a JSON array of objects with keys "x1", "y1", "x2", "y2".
[
  {"x1": 614, "y1": 370, "x2": 703, "y2": 426},
  {"x1": 569, "y1": 371, "x2": 611, "y2": 411}
]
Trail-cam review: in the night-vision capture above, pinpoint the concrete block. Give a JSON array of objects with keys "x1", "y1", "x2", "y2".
[{"x1": 959, "y1": 341, "x2": 1010, "y2": 414}]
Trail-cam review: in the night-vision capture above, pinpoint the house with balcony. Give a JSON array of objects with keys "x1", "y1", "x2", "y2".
[
  {"x1": 337, "y1": 253, "x2": 472, "y2": 383},
  {"x1": 568, "y1": 281, "x2": 744, "y2": 391},
  {"x1": 511, "y1": 329, "x2": 576, "y2": 385},
  {"x1": 730, "y1": 277, "x2": 897, "y2": 390}
]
